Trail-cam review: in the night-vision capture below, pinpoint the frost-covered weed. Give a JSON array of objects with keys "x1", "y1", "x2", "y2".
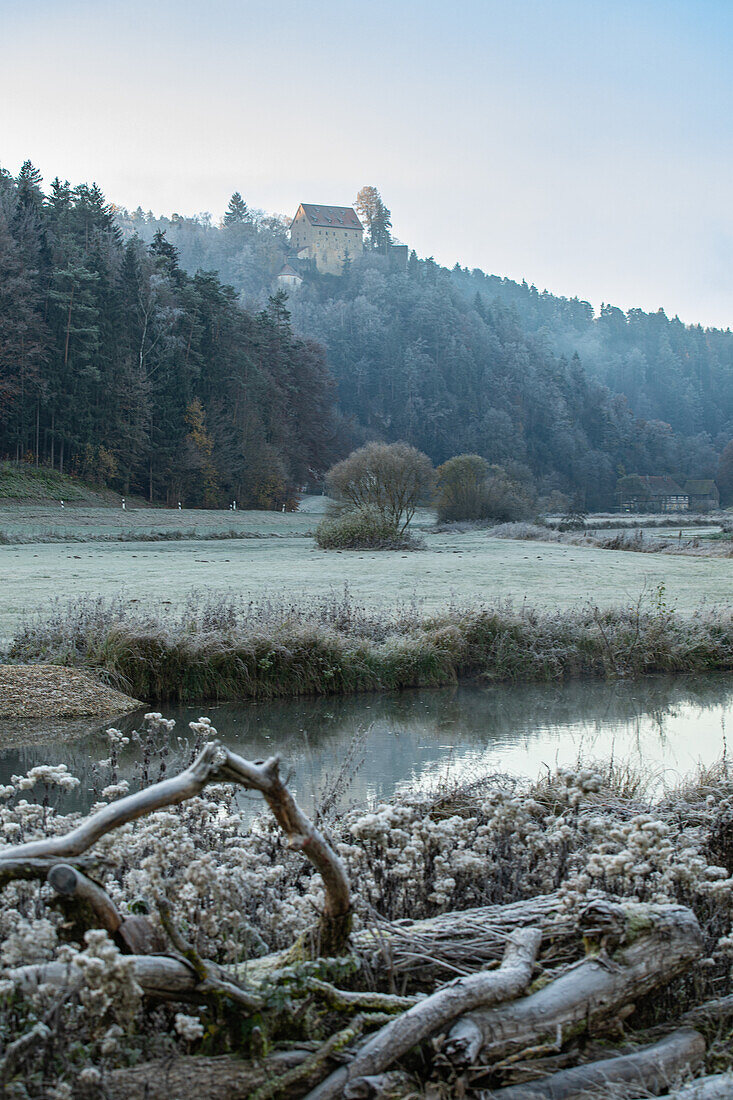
[
  {"x1": 4, "y1": 716, "x2": 733, "y2": 1090},
  {"x1": 11, "y1": 590, "x2": 733, "y2": 704}
]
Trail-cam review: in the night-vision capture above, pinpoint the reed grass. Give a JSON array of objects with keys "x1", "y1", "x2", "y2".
[{"x1": 7, "y1": 589, "x2": 733, "y2": 703}]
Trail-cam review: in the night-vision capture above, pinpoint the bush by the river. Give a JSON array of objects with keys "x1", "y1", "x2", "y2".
[
  {"x1": 8, "y1": 589, "x2": 733, "y2": 703},
  {"x1": 314, "y1": 506, "x2": 420, "y2": 550}
]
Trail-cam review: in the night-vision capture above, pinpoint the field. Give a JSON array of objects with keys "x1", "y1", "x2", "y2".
[{"x1": 1, "y1": 502, "x2": 730, "y2": 645}]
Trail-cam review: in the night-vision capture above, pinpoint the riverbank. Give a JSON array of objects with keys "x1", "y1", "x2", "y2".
[
  {"x1": 0, "y1": 664, "x2": 142, "y2": 718},
  {"x1": 7, "y1": 593, "x2": 733, "y2": 703}
]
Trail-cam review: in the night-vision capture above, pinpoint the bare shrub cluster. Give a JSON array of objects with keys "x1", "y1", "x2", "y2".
[{"x1": 314, "y1": 506, "x2": 422, "y2": 550}]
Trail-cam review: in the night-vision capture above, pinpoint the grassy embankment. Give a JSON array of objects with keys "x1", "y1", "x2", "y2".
[
  {"x1": 0, "y1": 460, "x2": 138, "y2": 506},
  {"x1": 8, "y1": 590, "x2": 733, "y2": 703},
  {"x1": 485, "y1": 521, "x2": 733, "y2": 557}
]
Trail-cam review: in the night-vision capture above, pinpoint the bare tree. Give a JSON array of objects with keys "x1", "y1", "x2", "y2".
[{"x1": 326, "y1": 441, "x2": 433, "y2": 533}]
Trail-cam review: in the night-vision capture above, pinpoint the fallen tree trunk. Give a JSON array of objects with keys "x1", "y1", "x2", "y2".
[
  {"x1": 7, "y1": 953, "x2": 262, "y2": 1011},
  {"x1": 354, "y1": 893, "x2": 580, "y2": 981},
  {"x1": 103, "y1": 1049, "x2": 320, "y2": 1100},
  {"x1": 481, "y1": 1027, "x2": 706, "y2": 1098},
  {"x1": 442, "y1": 899, "x2": 702, "y2": 1068},
  {"x1": 239, "y1": 891, "x2": 583, "y2": 990},
  {"x1": 304, "y1": 928, "x2": 542, "y2": 1100}
]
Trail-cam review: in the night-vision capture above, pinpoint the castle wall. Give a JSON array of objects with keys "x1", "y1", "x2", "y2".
[{"x1": 290, "y1": 210, "x2": 363, "y2": 274}]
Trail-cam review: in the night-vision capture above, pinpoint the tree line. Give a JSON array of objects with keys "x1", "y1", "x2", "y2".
[
  {"x1": 0, "y1": 163, "x2": 341, "y2": 506},
  {"x1": 3, "y1": 168, "x2": 731, "y2": 510}
]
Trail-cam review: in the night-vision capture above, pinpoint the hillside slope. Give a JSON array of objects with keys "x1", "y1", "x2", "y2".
[{"x1": 0, "y1": 463, "x2": 144, "y2": 506}]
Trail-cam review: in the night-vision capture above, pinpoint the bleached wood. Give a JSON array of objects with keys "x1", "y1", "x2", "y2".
[
  {"x1": 6, "y1": 952, "x2": 262, "y2": 1011},
  {"x1": 305, "y1": 928, "x2": 542, "y2": 1100},
  {"x1": 482, "y1": 1027, "x2": 706, "y2": 1098},
  {"x1": 442, "y1": 900, "x2": 702, "y2": 1068}
]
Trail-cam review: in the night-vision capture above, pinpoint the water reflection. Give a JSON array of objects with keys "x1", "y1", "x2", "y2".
[{"x1": 1, "y1": 674, "x2": 731, "y2": 817}]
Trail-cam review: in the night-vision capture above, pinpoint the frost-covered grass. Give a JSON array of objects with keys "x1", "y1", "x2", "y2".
[
  {"x1": 1, "y1": 526, "x2": 731, "y2": 646},
  {"x1": 0, "y1": 503, "x2": 321, "y2": 543},
  {"x1": 4, "y1": 713, "x2": 733, "y2": 1092},
  {"x1": 8, "y1": 589, "x2": 733, "y2": 702},
  {"x1": 486, "y1": 520, "x2": 733, "y2": 556},
  {"x1": 0, "y1": 462, "x2": 130, "y2": 505}
]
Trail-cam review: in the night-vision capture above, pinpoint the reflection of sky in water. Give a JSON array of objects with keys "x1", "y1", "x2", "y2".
[{"x1": 1, "y1": 674, "x2": 731, "y2": 818}]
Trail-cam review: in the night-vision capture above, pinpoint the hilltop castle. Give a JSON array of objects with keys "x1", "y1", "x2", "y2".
[{"x1": 289, "y1": 203, "x2": 364, "y2": 275}]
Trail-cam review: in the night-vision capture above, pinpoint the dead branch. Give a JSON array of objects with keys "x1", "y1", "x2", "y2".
[
  {"x1": 251, "y1": 1013, "x2": 396, "y2": 1100},
  {"x1": 481, "y1": 1027, "x2": 706, "y2": 1098},
  {"x1": 305, "y1": 927, "x2": 542, "y2": 1100},
  {"x1": 6, "y1": 952, "x2": 263, "y2": 1011},
  {"x1": 442, "y1": 899, "x2": 702, "y2": 1069},
  {"x1": 47, "y1": 862, "x2": 123, "y2": 934},
  {"x1": 680, "y1": 992, "x2": 733, "y2": 1027},
  {"x1": 304, "y1": 976, "x2": 419, "y2": 1012},
  {"x1": 0, "y1": 740, "x2": 351, "y2": 956}
]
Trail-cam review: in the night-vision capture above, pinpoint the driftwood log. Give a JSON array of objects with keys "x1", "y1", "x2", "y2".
[
  {"x1": 481, "y1": 1027, "x2": 706, "y2": 1098},
  {"x1": 306, "y1": 929, "x2": 542, "y2": 1100},
  {"x1": 442, "y1": 899, "x2": 702, "y2": 1067}
]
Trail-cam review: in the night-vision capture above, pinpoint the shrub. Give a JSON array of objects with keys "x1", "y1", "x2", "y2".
[
  {"x1": 435, "y1": 456, "x2": 535, "y2": 523},
  {"x1": 434, "y1": 454, "x2": 491, "y2": 522},
  {"x1": 315, "y1": 507, "x2": 419, "y2": 550},
  {"x1": 326, "y1": 442, "x2": 433, "y2": 532}
]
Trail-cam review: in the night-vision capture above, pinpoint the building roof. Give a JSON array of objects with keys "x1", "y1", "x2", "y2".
[
  {"x1": 683, "y1": 479, "x2": 717, "y2": 495},
  {"x1": 276, "y1": 262, "x2": 302, "y2": 279},
  {"x1": 640, "y1": 476, "x2": 686, "y2": 496},
  {"x1": 291, "y1": 204, "x2": 363, "y2": 231}
]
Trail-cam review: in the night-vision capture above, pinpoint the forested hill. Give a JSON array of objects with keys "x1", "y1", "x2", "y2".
[
  {"x1": 115, "y1": 195, "x2": 731, "y2": 509},
  {"x1": 2, "y1": 164, "x2": 731, "y2": 509},
  {"x1": 0, "y1": 165, "x2": 341, "y2": 507}
]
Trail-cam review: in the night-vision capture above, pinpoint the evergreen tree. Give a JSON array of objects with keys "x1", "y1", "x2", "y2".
[{"x1": 223, "y1": 191, "x2": 250, "y2": 226}]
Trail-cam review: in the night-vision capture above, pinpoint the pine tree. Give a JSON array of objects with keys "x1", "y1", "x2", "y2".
[
  {"x1": 223, "y1": 192, "x2": 250, "y2": 226},
  {"x1": 149, "y1": 229, "x2": 184, "y2": 285}
]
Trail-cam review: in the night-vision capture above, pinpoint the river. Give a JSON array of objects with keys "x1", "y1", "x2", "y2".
[{"x1": 2, "y1": 673, "x2": 732, "y2": 817}]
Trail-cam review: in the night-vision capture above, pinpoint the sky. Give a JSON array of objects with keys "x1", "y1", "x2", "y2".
[{"x1": 2, "y1": 0, "x2": 733, "y2": 327}]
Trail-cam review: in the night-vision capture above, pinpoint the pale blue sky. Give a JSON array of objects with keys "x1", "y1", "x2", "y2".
[{"x1": 2, "y1": 0, "x2": 732, "y2": 325}]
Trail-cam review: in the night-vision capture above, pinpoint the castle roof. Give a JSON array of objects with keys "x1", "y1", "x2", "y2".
[{"x1": 291, "y1": 204, "x2": 363, "y2": 231}]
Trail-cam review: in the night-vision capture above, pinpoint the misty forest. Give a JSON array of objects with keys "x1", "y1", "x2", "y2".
[{"x1": 1, "y1": 161, "x2": 732, "y2": 510}]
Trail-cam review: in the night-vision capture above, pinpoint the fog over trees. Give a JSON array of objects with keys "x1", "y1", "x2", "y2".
[{"x1": 1, "y1": 164, "x2": 731, "y2": 509}]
